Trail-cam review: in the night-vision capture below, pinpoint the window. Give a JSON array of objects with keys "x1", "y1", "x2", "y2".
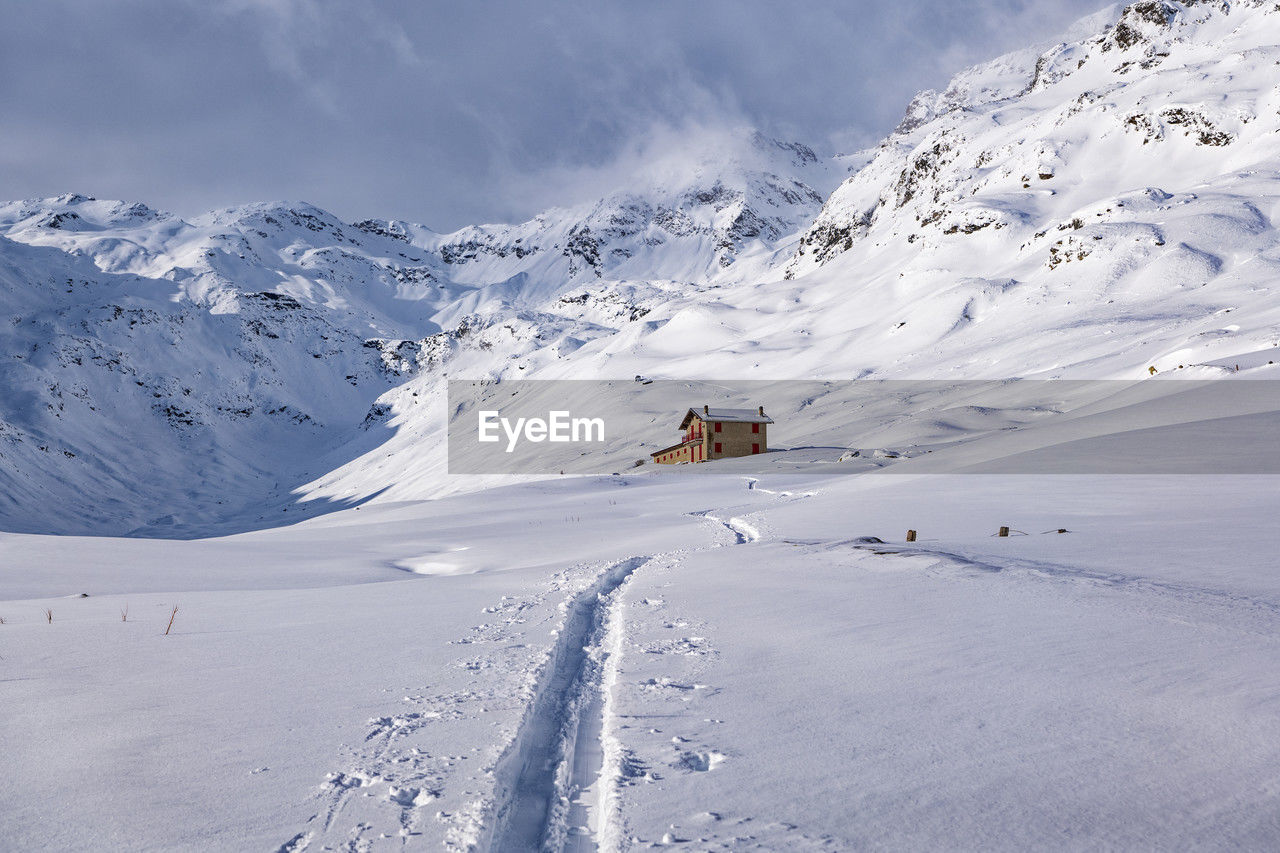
[
  {"x1": 714, "y1": 422, "x2": 722, "y2": 432},
  {"x1": 752, "y1": 422, "x2": 759, "y2": 434},
  {"x1": 714, "y1": 442, "x2": 721, "y2": 453},
  {"x1": 752, "y1": 443, "x2": 760, "y2": 454}
]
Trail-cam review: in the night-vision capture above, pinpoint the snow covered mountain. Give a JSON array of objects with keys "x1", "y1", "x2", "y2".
[
  {"x1": 785, "y1": 0, "x2": 1280, "y2": 376},
  {"x1": 0, "y1": 133, "x2": 835, "y2": 535},
  {"x1": 4, "y1": 0, "x2": 1280, "y2": 536},
  {"x1": 396, "y1": 131, "x2": 835, "y2": 288}
]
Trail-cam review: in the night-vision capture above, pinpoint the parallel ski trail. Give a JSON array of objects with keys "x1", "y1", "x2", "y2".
[
  {"x1": 289, "y1": 484, "x2": 806, "y2": 851},
  {"x1": 483, "y1": 482, "x2": 803, "y2": 850},
  {"x1": 482, "y1": 556, "x2": 650, "y2": 853}
]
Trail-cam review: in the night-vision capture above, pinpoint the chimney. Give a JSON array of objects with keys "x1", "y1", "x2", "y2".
[
  {"x1": 758, "y1": 405, "x2": 764, "y2": 416},
  {"x1": 703, "y1": 405, "x2": 709, "y2": 415}
]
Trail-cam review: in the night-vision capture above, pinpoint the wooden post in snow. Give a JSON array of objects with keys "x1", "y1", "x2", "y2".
[
  {"x1": 906, "y1": 529, "x2": 917, "y2": 542},
  {"x1": 998, "y1": 526, "x2": 1010, "y2": 537}
]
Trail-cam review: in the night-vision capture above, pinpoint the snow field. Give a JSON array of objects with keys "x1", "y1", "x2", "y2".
[
  {"x1": 7, "y1": 469, "x2": 1278, "y2": 850},
  {"x1": 600, "y1": 473, "x2": 1280, "y2": 849}
]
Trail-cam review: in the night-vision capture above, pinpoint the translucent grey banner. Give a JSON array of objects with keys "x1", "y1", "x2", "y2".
[{"x1": 446, "y1": 379, "x2": 1280, "y2": 475}]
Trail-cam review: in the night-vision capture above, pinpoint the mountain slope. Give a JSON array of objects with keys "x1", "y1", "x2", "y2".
[
  {"x1": 302, "y1": 0, "x2": 1280, "y2": 510},
  {"x1": 784, "y1": 0, "x2": 1280, "y2": 376},
  {"x1": 4, "y1": 1, "x2": 1280, "y2": 535},
  {"x1": 0, "y1": 135, "x2": 833, "y2": 535}
]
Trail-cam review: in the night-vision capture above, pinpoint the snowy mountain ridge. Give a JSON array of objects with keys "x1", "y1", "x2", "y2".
[
  {"x1": 358, "y1": 129, "x2": 837, "y2": 301},
  {"x1": 5, "y1": 0, "x2": 1280, "y2": 535},
  {"x1": 0, "y1": 132, "x2": 834, "y2": 534},
  {"x1": 793, "y1": 0, "x2": 1276, "y2": 271}
]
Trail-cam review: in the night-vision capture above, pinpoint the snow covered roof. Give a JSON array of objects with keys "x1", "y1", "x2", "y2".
[{"x1": 679, "y1": 407, "x2": 774, "y2": 429}]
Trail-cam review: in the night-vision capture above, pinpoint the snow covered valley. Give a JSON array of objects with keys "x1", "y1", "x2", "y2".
[
  {"x1": 3, "y1": 467, "x2": 1280, "y2": 850},
  {"x1": 5, "y1": 0, "x2": 1280, "y2": 849}
]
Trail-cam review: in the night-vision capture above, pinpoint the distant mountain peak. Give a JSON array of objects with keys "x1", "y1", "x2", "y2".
[{"x1": 791, "y1": 0, "x2": 1278, "y2": 272}]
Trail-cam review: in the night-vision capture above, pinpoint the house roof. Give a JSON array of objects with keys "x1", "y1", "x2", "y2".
[
  {"x1": 678, "y1": 407, "x2": 774, "y2": 429},
  {"x1": 650, "y1": 439, "x2": 697, "y2": 457}
]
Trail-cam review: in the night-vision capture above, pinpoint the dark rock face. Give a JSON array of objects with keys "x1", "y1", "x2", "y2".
[
  {"x1": 563, "y1": 225, "x2": 603, "y2": 277},
  {"x1": 791, "y1": 219, "x2": 867, "y2": 270},
  {"x1": 353, "y1": 219, "x2": 409, "y2": 242},
  {"x1": 894, "y1": 140, "x2": 957, "y2": 209},
  {"x1": 1102, "y1": 1, "x2": 1210, "y2": 53}
]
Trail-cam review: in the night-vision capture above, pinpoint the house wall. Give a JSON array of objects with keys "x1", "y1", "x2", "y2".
[
  {"x1": 654, "y1": 414, "x2": 767, "y2": 464},
  {"x1": 705, "y1": 419, "x2": 767, "y2": 459}
]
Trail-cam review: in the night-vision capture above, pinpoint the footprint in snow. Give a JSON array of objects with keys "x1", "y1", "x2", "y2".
[
  {"x1": 324, "y1": 771, "x2": 374, "y2": 791},
  {"x1": 644, "y1": 636, "x2": 715, "y2": 657},
  {"x1": 676, "y1": 750, "x2": 726, "y2": 772},
  {"x1": 388, "y1": 785, "x2": 438, "y2": 808},
  {"x1": 640, "y1": 676, "x2": 707, "y2": 693}
]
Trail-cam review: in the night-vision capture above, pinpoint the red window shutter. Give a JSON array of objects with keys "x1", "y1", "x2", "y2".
[
  {"x1": 752, "y1": 422, "x2": 759, "y2": 434},
  {"x1": 752, "y1": 443, "x2": 760, "y2": 454},
  {"x1": 714, "y1": 422, "x2": 722, "y2": 432},
  {"x1": 714, "y1": 442, "x2": 721, "y2": 453}
]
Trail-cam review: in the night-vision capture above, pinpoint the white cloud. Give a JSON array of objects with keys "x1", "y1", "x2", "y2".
[{"x1": 1, "y1": 0, "x2": 1111, "y2": 228}]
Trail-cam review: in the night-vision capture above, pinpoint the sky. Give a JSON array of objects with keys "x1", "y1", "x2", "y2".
[{"x1": 0, "y1": 0, "x2": 1105, "y2": 231}]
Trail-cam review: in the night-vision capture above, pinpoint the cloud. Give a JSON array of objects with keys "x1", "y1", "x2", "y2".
[
  {"x1": 493, "y1": 121, "x2": 758, "y2": 215},
  {"x1": 206, "y1": 0, "x2": 424, "y2": 114},
  {"x1": 0, "y1": 0, "x2": 1109, "y2": 230}
]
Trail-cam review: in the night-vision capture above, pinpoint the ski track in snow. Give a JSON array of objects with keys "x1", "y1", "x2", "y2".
[
  {"x1": 481, "y1": 555, "x2": 651, "y2": 852},
  {"x1": 690, "y1": 484, "x2": 816, "y2": 546},
  {"x1": 688, "y1": 510, "x2": 758, "y2": 546},
  {"x1": 280, "y1": 556, "x2": 652, "y2": 853},
  {"x1": 283, "y1": 485, "x2": 802, "y2": 851},
  {"x1": 841, "y1": 540, "x2": 1280, "y2": 637}
]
